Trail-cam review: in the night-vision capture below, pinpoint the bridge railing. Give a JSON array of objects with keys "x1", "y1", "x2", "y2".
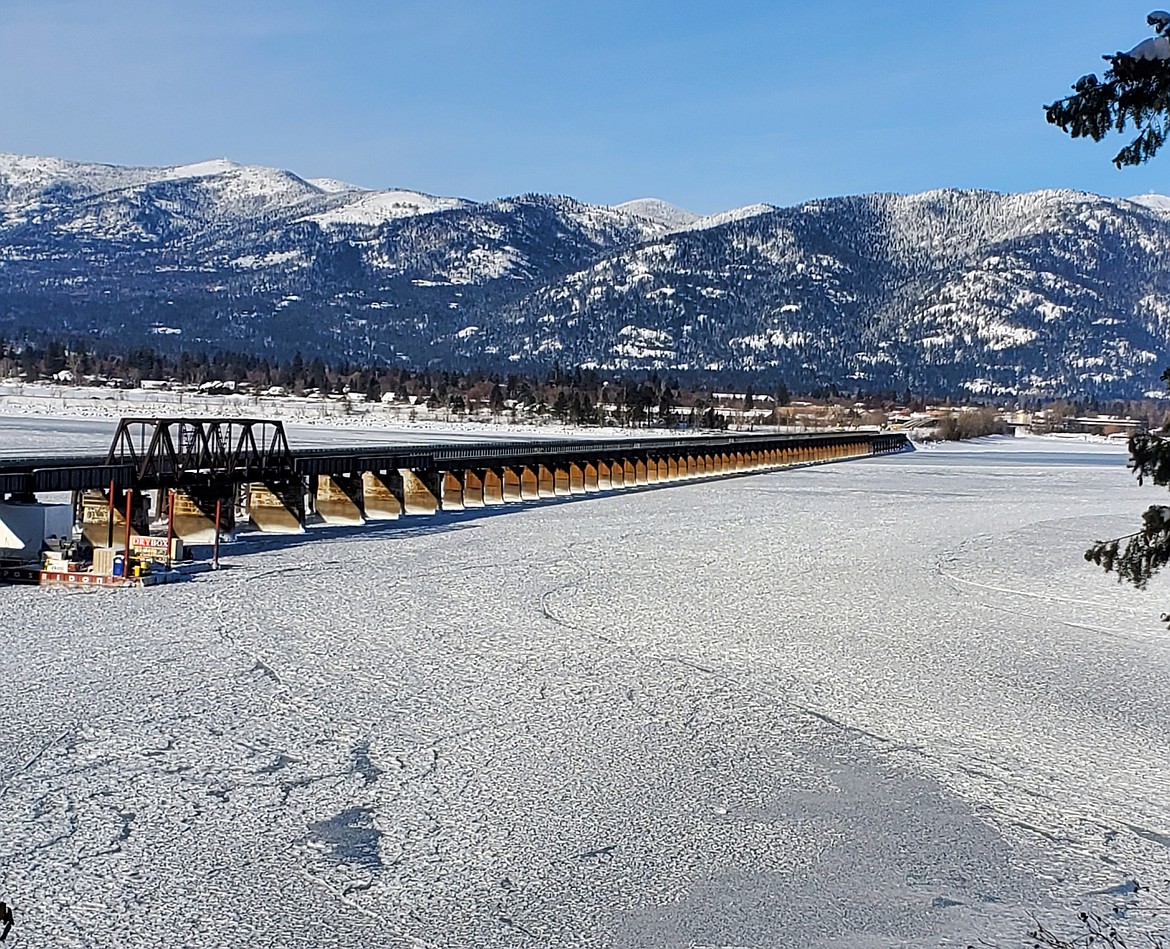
[
  {"x1": 1, "y1": 420, "x2": 909, "y2": 492},
  {"x1": 427, "y1": 430, "x2": 872, "y2": 464}
]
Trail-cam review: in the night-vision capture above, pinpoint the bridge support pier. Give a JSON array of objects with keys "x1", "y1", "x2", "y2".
[
  {"x1": 520, "y1": 467, "x2": 539, "y2": 501},
  {"x1": 171, "y1": 485, "x2": 235, "y2": 543},
  {"x1": 553, "y1": 466, "x2": 571, "y2": 497},
  {"x1": 249, "y1": 479, "x2": 305, "y2": 534},
  {"x1": 462, "y1": 470, "x2": 486, "y2": 508},
  {"x1": 502, "y1": 467, "x2": 523, "y2": 502},
  {"x1": 401, "y1": 469, "x2": 440, "y2": 515},
  {"x1": 315, "y1": 474, "x2": 365, "y2": 525},
  {"x1": 482, "y1": 469, "x2": 505, "y2": 505},
  {"x1": 361, "y1": 472, "x2": 401, "y2": 520},
  {"x1": 441, "y1": 471, "x2": 465, "y2": 512},
  {"x1": 77, "y1": 488, "x2": 150, "y2": 548},
  {"x1": 568, "y1": 464, "x2": 586, "y2": 494},
  {"x1": 583, "y1": 463, "x2": 600, "y2": 492},
  {"x1": 537, "y1": 466, "x2": 556, "y2": 499}
]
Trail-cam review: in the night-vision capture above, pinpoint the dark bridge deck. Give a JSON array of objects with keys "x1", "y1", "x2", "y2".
[{"x1": 0, "y1": 419, "x2": 907, "y2": 497}]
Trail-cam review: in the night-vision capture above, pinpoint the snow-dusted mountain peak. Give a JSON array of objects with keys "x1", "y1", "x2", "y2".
[
  {"x1": 690, "y1": 203, "x2": 777, "y2": 230},
  {"x1": 0, "y1": 153, "x2": 318, "y2": 211},
  {"x1": 157, "y1": 158, "x2": 240, "y2": 179},
  {"x1": 614, "y1": 198, "x2": 700, "y2": 231},
  {"x1": 1129, "y1": 192, "x2": 1170, "y2": 212},
  {"x1": 301, "y1": 189, "x2": 473, "y2": 228},
  {"x1": 308, "y1": 177, "x2": 368, "y2": 195},
  {"x1": 612, "y1": 198, "x2": 780, "y2": 235}
]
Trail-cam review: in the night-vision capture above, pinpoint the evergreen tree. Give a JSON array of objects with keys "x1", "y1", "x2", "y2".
[
  {"x1": 488, "y1": 383, "x2": 506, "y2": 417},
  {"x1": 366, "y1": 375, "x2": 382, "y2": 402},
  {"x1": 1046, "y1": 12, "x2": 1170, "y2": 165},
  {"x1": 658, "y1": 388, "x2": 675, "y2": 427},
  {"x1": 551, "y1": 390, "x2": 571, "y2": 422},
  {"x1": 1086, "y1": 405, "x2": 1170, "y2": 596},
  {"x1": 1046, "y1": 18, "x2": 1170, "y2": 610},
  {"x1": 578, "y1": 391, "x2": 596, "y2": 424}
]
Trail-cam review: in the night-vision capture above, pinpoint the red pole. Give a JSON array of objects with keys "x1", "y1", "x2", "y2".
[
  {"x1": 213, "y1": 498, "x2": 222, "y2": 570},
  {"x1": 124, "y1": 488, "x2": 133, "y2": 577},
  {"x1": 106, "y1": 479, "x2": 115, "y2": 549},
  {"x1": 166, "y1": 490, "x2": 175, "y2": 571}
]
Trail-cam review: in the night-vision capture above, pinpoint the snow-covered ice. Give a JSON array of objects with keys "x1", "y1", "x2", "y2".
[
  {"x1": 1, "y1": 435, "x2": 1169, "y2": 947},
  {"x1": 0, "y1": 388, "x2": 698, "y2": 458}
]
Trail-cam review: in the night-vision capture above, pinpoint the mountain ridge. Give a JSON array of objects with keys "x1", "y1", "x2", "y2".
[{"x1": 2, "y1": 153, "x2": 1170, "y2": 398}]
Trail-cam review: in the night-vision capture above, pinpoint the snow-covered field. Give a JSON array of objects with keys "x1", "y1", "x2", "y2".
[
  {"x1": 0, "y1": 386, "x2": 732, "y2": 457},
  {"x1": 0, "y1": 411, "x2": 598, "y2": 457},
  {"x1": 2, "y1": 433, "x2": 1169, "y2": 948}
]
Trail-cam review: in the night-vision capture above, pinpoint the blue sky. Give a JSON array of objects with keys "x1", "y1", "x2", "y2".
[{"x1": 2, "y1": 0, "x2": 1168, "y2": 213}]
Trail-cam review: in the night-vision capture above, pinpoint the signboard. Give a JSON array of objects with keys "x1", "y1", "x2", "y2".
[{"x1": 130, "y1": 536, "x2": 183, "y2": 562}]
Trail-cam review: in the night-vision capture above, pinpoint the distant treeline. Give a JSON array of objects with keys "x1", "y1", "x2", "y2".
[
  {"x1": 1, "y1": 337, "x2": 1166, "y2": 432},
  {"x1": 0, "y1": 337, "x2": 760, "y2": 427}
]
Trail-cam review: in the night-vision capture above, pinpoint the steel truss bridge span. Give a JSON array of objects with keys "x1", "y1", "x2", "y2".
[
  {"x1": 0, "y1": 418, "x2": 909, "y2": 544},
  {"x1": 0, "y1": 418, "x2": 907, "y2": 496}
]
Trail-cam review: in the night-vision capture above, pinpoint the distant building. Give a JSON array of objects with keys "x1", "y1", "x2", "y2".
[{"x1": 1065, "y1": 415, "x2": 1146, "y2": 436}]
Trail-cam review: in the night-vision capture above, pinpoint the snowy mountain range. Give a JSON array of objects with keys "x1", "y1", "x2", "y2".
[{"x1": 3, "y1": 153, "x2": 1170, "y2": 397}]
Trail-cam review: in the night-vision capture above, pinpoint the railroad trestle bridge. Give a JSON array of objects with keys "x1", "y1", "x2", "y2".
[{"x1": 0, "y1": 418, "x2": 909, "y2": 547}]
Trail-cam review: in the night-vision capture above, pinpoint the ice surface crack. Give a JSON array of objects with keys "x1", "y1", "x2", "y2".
[
  {"x1": 574, "y1": 843, "x2": 618, "y2": 860},
  {"x1": 0, "y1": 727, "x2": 74, "y2": 798}
]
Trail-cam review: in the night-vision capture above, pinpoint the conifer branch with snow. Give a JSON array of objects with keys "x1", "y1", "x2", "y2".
[{"x1": 1046, "y1": 11, "x2": 1170, "y2": 165}]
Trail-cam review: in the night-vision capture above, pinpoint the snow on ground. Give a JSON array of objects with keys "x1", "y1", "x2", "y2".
[
  {"x1": 0, "y1": 412, "x2": 618, "y2": 457},
  {"x1": 1, "y1": 434, "x2": 1168, "y2": 947},
  {"x1": 0, "y1": 384, "x2": 793, "y2": 456},
  {"x1": 0, "y1": 387, "x2": 653, "y2": 457}
]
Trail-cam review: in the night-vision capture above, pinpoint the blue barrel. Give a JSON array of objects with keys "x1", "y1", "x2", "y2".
[{"x1": 112, "y1": 556, "x2": 124, "y2": 577}]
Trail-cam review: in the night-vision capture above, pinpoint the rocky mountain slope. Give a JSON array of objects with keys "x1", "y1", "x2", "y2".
[{"x1": 2, "y1": 153, "x2": 1169, "y2": 397}]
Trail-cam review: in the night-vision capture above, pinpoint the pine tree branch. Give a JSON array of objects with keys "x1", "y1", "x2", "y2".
[
  {"x1": 1046, "y1": 37, "x2": 1170, "y2": 166},
  {"x1": 1086, "y1": 505, "x2": 1170, "y2": 589}
]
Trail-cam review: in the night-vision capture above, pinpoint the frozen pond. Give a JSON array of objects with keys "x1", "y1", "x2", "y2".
[{"x1": 1, "y1": 436, "x2": 1167, "y2": 948}]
